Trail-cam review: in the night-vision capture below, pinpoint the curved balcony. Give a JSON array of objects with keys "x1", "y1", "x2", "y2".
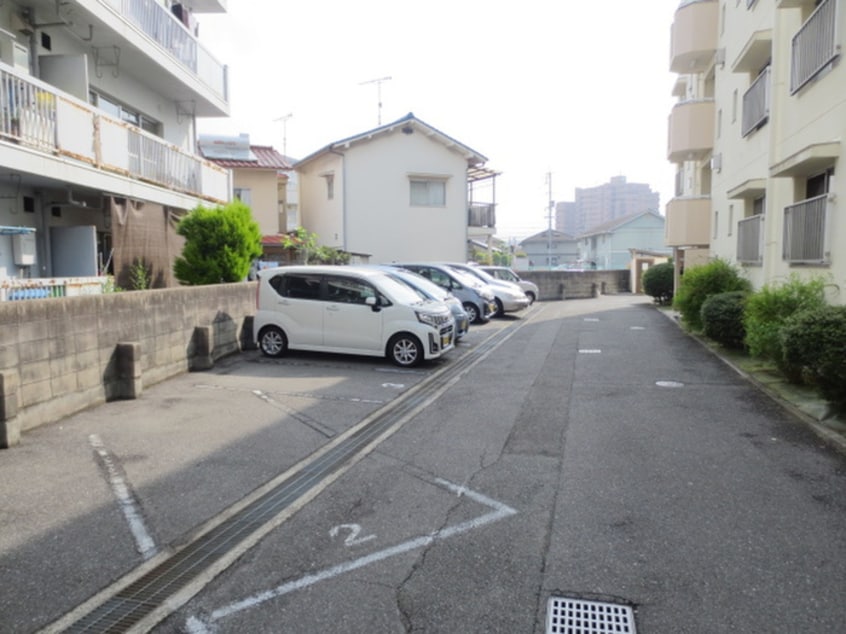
[
  {"x1": 670, "y1": 0, "x2": 719, "y2": 73},
  {"x1": 667, "y1": 100, "x2": 715, "y2": 163},
  {"x1": 665, "y1": 196, "x2": 711, "y2": 247}
]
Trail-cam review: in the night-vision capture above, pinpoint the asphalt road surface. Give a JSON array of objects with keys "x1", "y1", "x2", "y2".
[{"x1": 1, "y1": 294, "x2": 844, "y2": 633}]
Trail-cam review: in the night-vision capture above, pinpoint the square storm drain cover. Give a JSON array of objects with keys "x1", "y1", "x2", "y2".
[{"x1": 546, "y1": 596, "x2": 636, "y2": 634}]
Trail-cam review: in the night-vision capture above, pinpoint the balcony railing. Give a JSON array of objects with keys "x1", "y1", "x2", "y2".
[
  {"x1": 100, "y1": 0, "x2": 227, "y2": 100},
  {"x1": 737, "y1": 215, "x2": 764, "y2": 264},
  {"x1": 468, "y1": 203, "x2": 496, "y2": 228},
  {"x1": 783, "y1": 194, "x2": 829, "y2": 263},
  {"x1": 0, "y1": 65, "x2": 228, "y2": 202},
  {"x1": 790, "y1": 0, "x2": 838, "y2": 94},
  {"x1": 742, "y1": 67, "x2": 770, "y2": 137}
]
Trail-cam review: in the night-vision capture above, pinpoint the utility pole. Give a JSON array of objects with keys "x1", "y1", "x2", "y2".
[
  {"x1": 359, "y1": 76, "x2": 392, "y2": 125},
  {"x1": 273, "y1": 113, "x2": 293, "y2": 157},
  {"x1": 545, "y1": 172, "x2": 555, "y2": 269}
]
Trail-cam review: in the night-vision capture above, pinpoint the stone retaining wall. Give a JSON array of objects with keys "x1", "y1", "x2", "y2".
[
  {"x1": 0, "y1": 283, "x2": 256, "y2": 448},
  {"x1": 518, "y1": 270, "x2": 630, "y2": 300}
]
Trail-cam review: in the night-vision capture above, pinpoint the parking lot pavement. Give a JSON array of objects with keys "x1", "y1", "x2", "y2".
[
  {"x1": 0, "y1": 307, "x2": 522, "y2": 632},
  {"x1": 3, "y1": 294, "x2": 845, "y2": 633}
]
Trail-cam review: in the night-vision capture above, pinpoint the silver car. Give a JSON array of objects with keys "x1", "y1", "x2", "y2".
[
  {"x1": 365, "y1": 265, "x2": 470, "y2": 341},
  {"x1": 393, "y1": 263, "x2": 497, "y2": 324},
  {"x1": 443, "y1": 263, "x2": 530, "y2": 317},
  {"x1": 479, "y1": 266, "x2": 539, "y2": 304}
]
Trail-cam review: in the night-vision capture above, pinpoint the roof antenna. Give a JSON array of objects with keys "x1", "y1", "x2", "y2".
[{"x1": 359, "y1": 76, "x2": 392, "y2": 125}]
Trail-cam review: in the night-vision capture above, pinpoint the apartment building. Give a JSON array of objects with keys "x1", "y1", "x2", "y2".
[
  {"x1": 556, "y1": 176, "x2": 660, "y2": 237},
  {"x1": 0, "y1": 0, "x2": 231, "y2": 290},
  {"x1": 667, "y1": 0, "x2": 845, "y2": 304}
]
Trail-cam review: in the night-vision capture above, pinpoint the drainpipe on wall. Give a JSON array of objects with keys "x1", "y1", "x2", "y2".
[{"x1": 330, "y1": 148, "x2": 346, "y2": 252}]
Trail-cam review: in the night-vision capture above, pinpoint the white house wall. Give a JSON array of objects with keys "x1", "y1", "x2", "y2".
[
  {"x1": 342, "y1": 130, "x2": 467, "y2": 263},
  {"x1": 299, "y1": 152, "x2": 345, "y2": 249}
]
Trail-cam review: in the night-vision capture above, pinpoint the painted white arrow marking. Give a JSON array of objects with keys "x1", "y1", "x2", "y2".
[{"x1": 185, "y1": 478, "x2": 516, "y2": 632}]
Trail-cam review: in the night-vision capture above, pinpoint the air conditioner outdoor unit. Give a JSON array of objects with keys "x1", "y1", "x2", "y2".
[{"x1": 710, "y1": 154, "x2": 723, "y2": 173}]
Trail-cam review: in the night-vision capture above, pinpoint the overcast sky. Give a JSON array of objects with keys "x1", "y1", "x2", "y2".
[{"x1": 197, "y1": 0, "x2": 681, "y2": 240}]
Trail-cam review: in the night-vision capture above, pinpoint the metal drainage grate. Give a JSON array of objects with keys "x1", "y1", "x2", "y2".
[{"x1": 546, "y1": 596, "x2": 636, "y2": 634}]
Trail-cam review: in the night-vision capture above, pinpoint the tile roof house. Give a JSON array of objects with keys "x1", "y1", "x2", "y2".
[
  {"x1": 199, "y1": 134, "x2": 292, "y2": 240},
  {"x1": 519, "y1": 229, "x2": 580, "y2": 269},
  {"x1": 294, "y1": 112, "x2": 498, "y2": 263}
]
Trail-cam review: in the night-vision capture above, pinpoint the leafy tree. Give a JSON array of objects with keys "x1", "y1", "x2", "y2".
[{"x1": 173, "y1": 201, "x2": 262, "y2": 285}]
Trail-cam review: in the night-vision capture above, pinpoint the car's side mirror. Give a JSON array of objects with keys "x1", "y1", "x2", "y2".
[{"x1": 366, "y1": 296, "x2": 380, "y2": 311}]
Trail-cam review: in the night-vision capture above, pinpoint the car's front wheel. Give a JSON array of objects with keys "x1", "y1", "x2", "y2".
[
  {"x1": 387, "y1": 333, "x2": 422, "y2": 367},
  {"x1": 526, "y1": 291, "x2": 536, "y2": 305},
  {"x1": 259, "y1": 326, "x2": 288, "y2": 358},
  {"x1": 463, "y1": 302, "x2": 480, "y2": 324}
]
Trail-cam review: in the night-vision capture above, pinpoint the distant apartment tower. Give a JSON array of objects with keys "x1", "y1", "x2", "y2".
[
  {"x1": 666, "y1": 0, "x2": 845, "y2": 303},
  {"x1": 556, "y1": 176, "x2": 660, "y2": 236}
]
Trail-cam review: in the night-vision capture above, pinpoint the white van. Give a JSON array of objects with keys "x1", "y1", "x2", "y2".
[{"x1": 253, "y1": 265, "x2": 455, "y2": 367}]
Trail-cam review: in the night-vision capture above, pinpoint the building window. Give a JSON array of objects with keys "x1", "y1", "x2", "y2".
[
  {"x1": 714, "y1": 210, "x2": 719, "y2": 239},
  {"x1": 732, "y1": 89, "x2": 738, "y2": 123},
  {"x1": 410, "y1": 179, "x2": 446, "y2": 207},
  {"x1": 233, "y1": 188, "x2": 252, "y2": 206},
  {"x1": 728, "y1": 205, "x2": 734, "y2": 236},
  {"x1": 90, "y1": 90, "x2": 161, "y2": 135},
  {"x1": 322, "y1": 174, "x2": 335, "y2": 200},
  {"x1": 752, "y1": 195, "x2": 765, "y2": 215}
]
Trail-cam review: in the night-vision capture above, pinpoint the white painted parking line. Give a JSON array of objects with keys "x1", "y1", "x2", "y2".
[
  {"x1": 89, "y1": 434, "x2": 156, "y2": 559},
  {"x1": 184, "y1": 478, "x2": 517, "y2": 632},
  {"x1": 252, "y1": 389, "x2": 336, "y2": 438}
]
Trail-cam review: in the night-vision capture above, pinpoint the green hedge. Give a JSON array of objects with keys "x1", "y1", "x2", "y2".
[
  {"x1": 673, "y1": 259, "x2": 750, "y2": 331},
  {"x1": 743, "y1": 275, "x2": 827, "y2": 363},
  {"x1": 642, "y1": 261, "x2": 674, "y2": 305},
  {"x1": 701, "y1": 291, "x2": 748, "y2": 349},
  {"x1": 780, "y1": 305, "x2": 846, "y2": 409}
]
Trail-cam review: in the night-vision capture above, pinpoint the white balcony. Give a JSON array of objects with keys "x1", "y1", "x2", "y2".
[
  {"x1": 18, "y1": 0, "x2": 228, "y2": 116},
  {"x1": 0, "y1": 64, "x2": 230, "y2": 202}
]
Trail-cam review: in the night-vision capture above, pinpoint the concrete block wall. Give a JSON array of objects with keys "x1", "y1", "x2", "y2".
[
  {"x1": 519, "y1": 270, "x2": 630, "y2": 300},
  {"x1": 0, "y1": 283, "x2": 256, "y2": 448}
]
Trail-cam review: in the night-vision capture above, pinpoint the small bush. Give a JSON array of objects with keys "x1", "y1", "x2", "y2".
[
  {"x1": 642, "y1": 261, "x2": 674, "y2": 305},
  {"x1": 701, "y1": 291, "x2": 748, "y2": 349},
  {"x1": 781, "y1": 305, "x2": 846, "y2": 409},
  {"x1": 673, "y1": 259, "x2": 750, "y2": 331},
  {"x1": 743, "y1": 275, "x2": 828, "y2": 362}
]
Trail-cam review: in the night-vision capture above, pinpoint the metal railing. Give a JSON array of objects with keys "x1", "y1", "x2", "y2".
[
  {"x1": 468, "y1": 203, "x2": 496, "y2": 228},
  {"x1": 100, "y1": 0, "x2": 227, "y2": 100},
  {"x1": 0, "y1": 276, "x2": 109, "y2": 301},
  {"x1": 783, "y1": 194, "x2": 829, "y2": 263},
  {"x1": 0, "y1": 65, "x2": 228, "y2": 201},
  {"x1": 737, "y1": 214, "x2": 763, "y2": 264},
  {"x1": 790, "y1": 0, "x2": 838, "y2": 94},
  {"x1": 742, "y1": 67, "x2": 770, "y2": 137}
]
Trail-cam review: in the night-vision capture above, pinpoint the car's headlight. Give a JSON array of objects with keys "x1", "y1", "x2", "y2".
[{"x1": 416, "y1": 311, "x2": 448, "y2": 327}]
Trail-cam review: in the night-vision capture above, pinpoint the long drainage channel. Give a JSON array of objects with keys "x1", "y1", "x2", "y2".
[{"x1": 47, "y1": 312, "x2": 537, "y2": 633}]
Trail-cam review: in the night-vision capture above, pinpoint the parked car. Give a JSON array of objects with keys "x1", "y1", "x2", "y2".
[
  {"x1": 254, "y1": 265, "x2": 455, "y2": 367},
  {"x1": 392, "y1": 263, "x2": 497, "y2": 324},
  {"x1": 478, "y1": 265, "x2": 539, "y2": 304},
  {"x1": 443, "y1": 263, "x2": 530, "y2": 317},
  {"x1": 360, "y1": 265, "x2": 470, "y2": 341}
]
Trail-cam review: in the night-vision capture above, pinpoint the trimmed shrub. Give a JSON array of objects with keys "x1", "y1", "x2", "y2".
[
  {"x1": 781, "y1": 305, "x2": 846, "y2": 408},
  {"x1": 742, "y1": 275, "x2": 827, "y2": 362},
  {"x1": 642, "y1": 261, "x2": 674, "y2": 305},
  {"x1": 673, "y1": 259, "x2": 751, "y2": 331},
  {"x1": 701, "y1": 291, "x2": 748, "y2": 349},
  {"x1": 173, "y1": 201, "x2": 262, "y2": 285}
]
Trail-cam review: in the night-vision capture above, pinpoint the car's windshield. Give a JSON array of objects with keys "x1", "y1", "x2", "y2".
[
  {"x1": 374, "y1": 273, "x2": 437, "y2": 306},
  {"x1": 391, "y1": 271, "x2": 448, "y2": 300}
]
